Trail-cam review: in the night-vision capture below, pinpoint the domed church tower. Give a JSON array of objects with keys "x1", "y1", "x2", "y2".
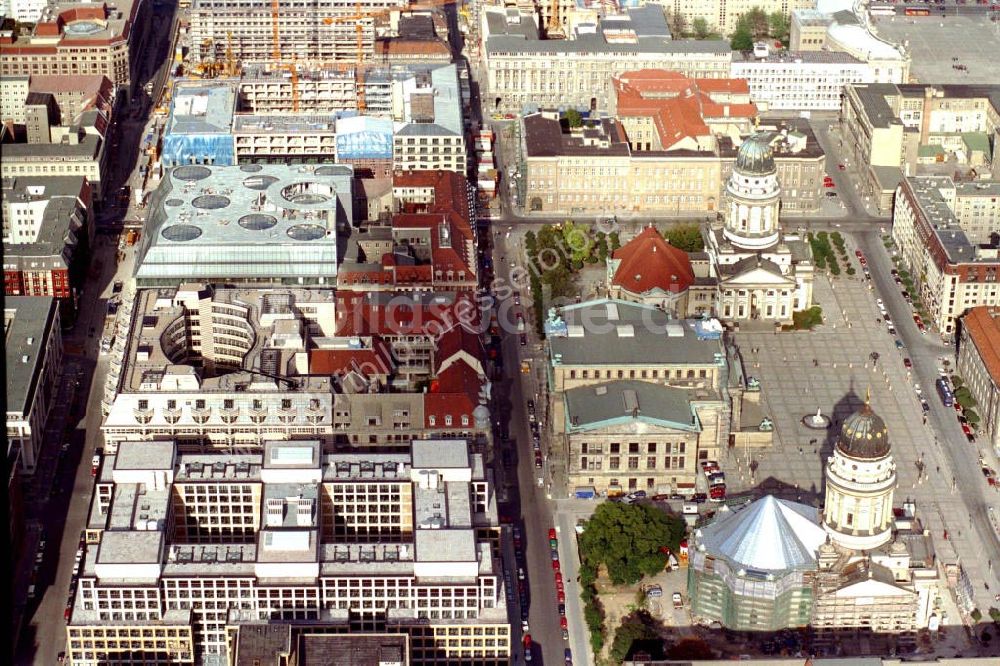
[
  {"x1": 723, "y1": 132, "x2": 782, "y2": 251},
  {"x1": 822, "y1": 393, "x2": 897, "y2": 551}
]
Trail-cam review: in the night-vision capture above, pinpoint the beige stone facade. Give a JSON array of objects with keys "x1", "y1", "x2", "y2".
[
  {"x1": 957, "y1": 307, "x2": 1000, "y2": 455},
  {"x1": 892, "y1": 177, "x2": 1000, "y2": 337}
]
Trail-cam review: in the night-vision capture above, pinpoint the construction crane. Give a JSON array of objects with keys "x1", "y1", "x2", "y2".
[
  {"x1": 270, "y1": 0, "x2": 300, "y2": 111},
  {"x1": 323, "y1": 0, "x2": 459, "y2": 114}
]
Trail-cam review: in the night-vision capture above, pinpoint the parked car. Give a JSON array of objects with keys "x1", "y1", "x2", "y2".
[
  {"x1": 672, "y1": 592, "x2": 683, "y2": 608},
  {"x1": 903, "y1": 358, "x2": 913, "y2": 369}
]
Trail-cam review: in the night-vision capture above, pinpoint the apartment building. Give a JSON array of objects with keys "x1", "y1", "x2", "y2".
[
  {"x1": 730, "y1": 50, "x2": 875, "y2": 111},
  {"x1": 892, "y1": 177, "x2": 1000, "y2": 337},
  {"x1": 0, "y1": 75, "x2": 30, "y2": 125},
  {"x1": 951, "y1": 181, "x2": 1000, "y2": 246},
  {"x1": 841, "y1": 83, "x2": 1000, "y2": 213},
  {"x1": 0, "y1": 0, "x2": 149, "y2": 88},
  {"x1": 187, "y1": 0, "x2": 392, "y2": 64},
  {"x1": 656, "y1": 0, "x2": 815, "y2": 36},
  {"x1": 3, "y1": 176, "x2": 94, "y2": 300},
  {"x1": 232, "y1": 115, "x2": 338, "y2": 165},
  {"x1": 522, "y1": 113, "x2": 823, "y2": 216},
  {"x1": 5, "y1": 297, "x2": 63, "y2": 474},
  {"x1": 481, "y1": 7, "x2": 733, "y2": 115},
  {"x1": 958, "y1": 307, "x2": 1000, "y2": 454},
  {"x1": 134, "y1": 163, "x2": 352, "y2": 287},
  {"x1": 2, "y1": 0, "x2": 48, "y2": 22},
  {"x1": 72, "y1": 438, "x2": 509, "y2": 664}
]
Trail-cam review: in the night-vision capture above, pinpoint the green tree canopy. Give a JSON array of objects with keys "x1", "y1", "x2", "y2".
[
  {"x1": 578, "y1": 502, "x2": 685, "y2": 586},
  {"x1": 667, "y1": 11, "x2": 687, "y2": 37},
  {"x1": 609, "y1": 611, "x2": 662, "y2": 664},
  {"x1": 692, "y1": 17, "x2": 711, "y2": 39},
  {"x1": 663, "y1": 223, "x2": 705, "y2": 252},
  {"x1": 768, "y1": 10, "x2": 790, "y2": 44},
  {"x1": 730, "y1": 24, "x2": 753, "y2": 51},
  {"x1": 561, "y1": 220, "x2": 593, "y2": 263},
  {"x1": 565, "y1": 108, "x2": 583, "y2": 128}
]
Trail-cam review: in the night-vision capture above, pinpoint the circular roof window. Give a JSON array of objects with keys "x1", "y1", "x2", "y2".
[
  {"x1": 161, "y1": 224, "x2": 203, "y2": 242},
  {"x1": 173, "y1": 165, "x2": 212, "y2": 181},
  {"x1": 240, "y1": 164, "x2": 263, "y2": 173},
  {"x1": 286, "y1": 224, "x2": 327, "y2": 241},
  {"x1": 238, "y1": 214, "x2": 278, "y2": 231},
  {"x1": 165, "y1": 198, "x2": 184, "y2": 207},
  {"x1": 282, "y1": 182, "x2": 334, "y2": 204},
  {"x1": 315, "y1": 165, "x2": 352, "y2": 177},
  {"x1": 243, "y1": 175, "x2": 279, "y2": 191},
  {"x1": 192, "y1": 195, "x2": 231, "y2": 210}
]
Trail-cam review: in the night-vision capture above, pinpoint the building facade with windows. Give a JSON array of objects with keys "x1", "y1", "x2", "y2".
[
  {"x1": 957, "y1": 306, "x2": 1000, "y2": 454},
  {"x1": 891, "y1": 177, "x2": 1000, "y2": 337},
  {"x1": 71, "y1": 438, "x2": 508, "y2": 664},
  {"x1": 482, "y1": 7, "x2": 733, "y2": 115},
  {"x1": 560, "y1": 380, "x2": 727, "y2": 496},
  {"x1": 5, "y1": 296, "x2": 63, "y2": 475},
  {"x1": 730, "y1": 50, "x2": 875, "y2": 111}
]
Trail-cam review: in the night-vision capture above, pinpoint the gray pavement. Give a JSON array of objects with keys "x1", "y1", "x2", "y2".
[
  {"x1": 730, "y1": 230, "x2": 1000, "y2": 628},
  {"x1": 872, "y1": 13, "x2": 1000, "y2": 85}
]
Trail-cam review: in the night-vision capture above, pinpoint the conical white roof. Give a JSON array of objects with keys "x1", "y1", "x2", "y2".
[{"x1": 697, "y1": 495, "x2": 826, "y2": 571}]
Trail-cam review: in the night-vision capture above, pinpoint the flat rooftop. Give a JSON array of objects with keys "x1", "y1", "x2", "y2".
[
  {"x1": 4, "y1": 296, "x2": 57, "y2": 416},
  {"x1": 134, "y1": 164, "x2": 352, "y2": 283},
  {"x1": 168, "y1": 82, "x2": 238, "y2": 135},
  {"x1": 233, "y1": 114, "x2": 338, "y2": 134},
  {"x1": 905, "y1": 176, "x2": 997, "y2": 265},
  {"x1": 547, "y1": 299, "x2": 725, "y2": 367}
]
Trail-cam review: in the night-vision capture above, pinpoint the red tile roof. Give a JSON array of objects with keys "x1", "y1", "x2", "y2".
[
  {"x1": 964, "y1": 306, "x2": 1000, "y2": 384},
  {"x1": 434, "y1": 325, "x2": 485, "y2": 374},
  {"x1": 614, "y1": 70, "x2": 757, "y2": 150},
  {"x1": 309, "y1": 338, "x2": 394, "y2": 377},
  {"x1": 333, "y1": 292, "x2": 481, "y2": 339},
  {"x1": 425, "y1": 358, "x2": 483, "y2": 428},
  {"x1": 611, "y1": 225, "x2": 695, "y2": 296}
]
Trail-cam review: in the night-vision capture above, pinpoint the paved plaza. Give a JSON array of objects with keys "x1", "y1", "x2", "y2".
[
  {"x1": 731, "y1": 236, "x2": 1000, "y2": 625},
  {"x1": 872, "y1": 14, "x2": 1000, "y2": 85}
]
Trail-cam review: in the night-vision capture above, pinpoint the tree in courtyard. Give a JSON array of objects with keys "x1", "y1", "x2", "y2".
[
  {"x1": 768, "y1": 10, "x2": 790, "y2": 44},
  {"x1": 561, "y1": 220, "x2": 594, "y2": 263},
  {"x1": 692, "y1": 17, "x2": 712, "y2": 39},
  {"x1": 578, "y1": 501, "x2": 685, "y2": 586},
  {"x1": 744, "y1": 7, "x2": 770, "y2": 39},
  {"x1": 663, "y1": 223, "x2": 705, "y2": 252},
  {"x1": 610, "y1": 611, "x2": 663, "y2": 663},
  {"x1": 730, "y1": 23, "x2": 754, "y2": 51},
  {"x1": 565, "y1": 108, "x2": 584, "y2": 129},
  {"x1": 609, "y1": 231, "x2": 621, "y2": 252}
]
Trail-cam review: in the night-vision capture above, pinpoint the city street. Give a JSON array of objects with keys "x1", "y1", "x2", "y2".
[{"x1": 13, "y1": 3, "x2": 176, "y2": 661}]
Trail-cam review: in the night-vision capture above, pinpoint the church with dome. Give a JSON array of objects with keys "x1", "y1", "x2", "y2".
[
  {"x1": 687, "y1": 395, "x2": 943, "y2": 646},
  {"x1": 703, "y1": 131, "x2": 815, "y2": 325}
]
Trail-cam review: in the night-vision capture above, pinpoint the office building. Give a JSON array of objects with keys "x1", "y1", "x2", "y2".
[
  {"x1": 160, "y1": 82, "x2": 240, "y2": 168},
  {"x1": 4, "y1": 296, "x2": 63, "y2": 474},
  {"x1": 1, "y1": 129, "x2": 109, "y2": 198},
  {"x1": 0, "y1": 75, "x2": 30, "y2": 125},
  {"x1": 958, "y1": 306, "x2": 1000, "y2": 455},
  {"x1": 230, "y1": 629, "x2": 410, "y2": 665},
  {"x1": 481, "y1": 6, "x2": 733, "y2": 115},
  {"x1": 187, "y1": 0, "x2": 393, "y2": 64},
  {"x1": 522, "y1": 113, "x2": 823, "y2": 216},
  {"x1": 0, "y1": 0, "x2": 150, "y2": 88},
  {"x1": 789, "y1": 9, "x2": 909, "y2": 83},
  {"x1": 2, "y1": 176, "x2": 94, "y2": 300},
  {"x1": 730, "y1": 50, "x2": 875, "y2": 111},
  {"x1": 841, "y1": 83, "x2": 1000, "y2": 213},
  {"x1": 71, "y1": 438, "x2": 509, "y2": 664},
  {"x1": 390, "y1": 64, "x2": 466, "y2": 174},
  {"x1": 237, "y1": 66, "x2": 359, "y2": 115},
  {"x1": 133, "y1": 163, "x2": 352, "y2": 287},
  {"x1": 102, "y1": 285, "x2": 492, "y2": 445},
  {"x1": 891, "y1": 177, "x2": 1000, "y2": 337},
  {"x1": 689, "y1": 400, "x2": 939, "y2": 638}
]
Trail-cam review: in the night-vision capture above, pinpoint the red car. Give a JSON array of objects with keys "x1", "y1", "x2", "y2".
[
  {"x1": 855, "y1": 249, "x2": 864, "y2": 258},
  {"x1": 962, "y1": 423, "x2": 973, "y2": 436},
  {"x1": 560, "y1": 617, "x2": 568, "y2": 630},
  {"x1": 557, "y1": 590, "x2": 565, "y2": 603},
  {"x1": 64, "y1": 605, "x2": 72, "y2": 621},
  {"x1": 824, "y1": 181, "x2": 835, "y2": 188},
  {"x1": 552, "y1": 559, "x2": 561, "y2": 571},
  {"x1": 838, "y1": 164, "x2": 846, "y2": 171},
  {"x1": 903, "y1": 358, "x2": 912, "y2": 369},
  {"x1": 524, "y1": 634, "x2": 532, "y2": 648},
  {"x1": 548, "y1": 528, "x2": 557, "y2": 540}
]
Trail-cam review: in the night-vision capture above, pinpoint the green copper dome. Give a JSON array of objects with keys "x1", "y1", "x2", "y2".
[
  {"x1": 735, "y1": 132, "x2": 776, "y2": 176},
  {"x1": 837, "y1": 399, "x2": 891, "y2": 460}
]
